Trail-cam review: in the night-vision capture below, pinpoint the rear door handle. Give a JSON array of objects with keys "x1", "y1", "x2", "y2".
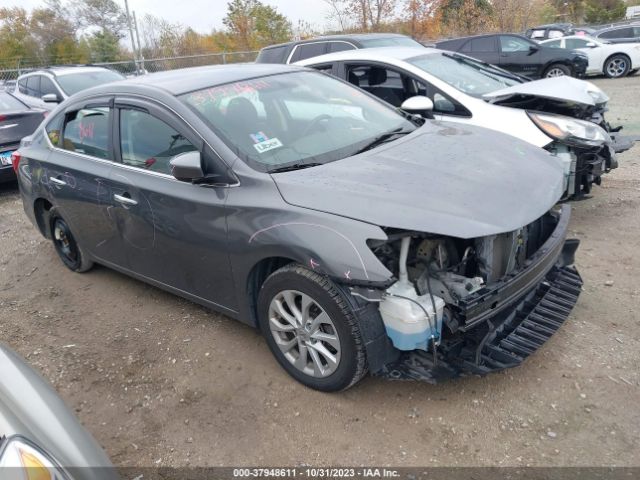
[
  {"x1": 49, "y1": 177, "x2": 67, "y2": 186},
  {"x1": 113, "y1": 193, "x2": 138, "y2": 206}
]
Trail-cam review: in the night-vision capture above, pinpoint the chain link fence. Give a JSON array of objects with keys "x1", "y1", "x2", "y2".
[{"x1": 0, "y1": 50, "x2": 259, "y2": 88}]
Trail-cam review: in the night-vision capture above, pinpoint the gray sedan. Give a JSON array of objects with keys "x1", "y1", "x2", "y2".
[{"x1": 15, "y1": 64, "x2": 581, "y2": 391}]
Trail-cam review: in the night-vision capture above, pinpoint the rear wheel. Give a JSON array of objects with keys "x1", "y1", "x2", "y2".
[
  {"x1": 544, "y1": 63, "x2": 571, "y2": 78},
  {"x1": 257, "y1": 264, "x2": 367, "y2": 391},
  {"x1": 50, "y1": 208, "x2": 93, "y2": 273},
  {"x1": 604, "y1": 55, "x2": 631, "y2": 78}
]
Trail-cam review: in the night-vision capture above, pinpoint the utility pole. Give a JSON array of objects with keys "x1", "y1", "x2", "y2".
[
  {"x1": 132, "y1": 11, "x2": 145, "y2": 73},
  {"x1": 123, "y1": 0, "x2": 139, "y2": 75}
]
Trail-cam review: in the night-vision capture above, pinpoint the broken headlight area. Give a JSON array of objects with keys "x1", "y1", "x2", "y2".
[
  {"x1": 354, "y1": 205, "x2": 582, "y2": 382},
  {"x1": 549, "y1": 141, "x2": 617, "y2": 199}
]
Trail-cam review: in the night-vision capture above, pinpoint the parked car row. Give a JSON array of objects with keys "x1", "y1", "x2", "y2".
[{"x1": 525, "y1": 21, "x2": 640, "y2": 44}]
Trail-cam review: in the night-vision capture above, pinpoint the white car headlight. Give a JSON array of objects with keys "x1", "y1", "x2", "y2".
[
  {"x1": 527, "y1": 112, "x2": 609, "y2": 148},
  {"x1": 0, "y1": 436, "x2": 70, "y2": 480}
]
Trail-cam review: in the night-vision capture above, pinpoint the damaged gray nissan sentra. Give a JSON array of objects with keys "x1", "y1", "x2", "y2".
[{"x1": 15, "y1": 64, "x2": 582, "y2": 391}]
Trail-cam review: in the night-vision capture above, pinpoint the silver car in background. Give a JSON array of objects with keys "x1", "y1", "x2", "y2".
[{"x1": 0, "y1": 343, "x2": 117, "y2": 480}]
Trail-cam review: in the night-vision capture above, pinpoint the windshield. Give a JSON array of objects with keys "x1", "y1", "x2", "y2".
[
  {"x1": 359, "y1": 36, "x2": 423, "y2": 48},
  {"x1": 56, "y1": 70, "x2": 124, "y2": 96},
  {"x1": 407, "y1": 52, "x2": 522, "y2": 97},
  {"x1": 181, "y1": 71, "x2": 415, "y2": 172},
  {"x1": 0, "y1": 92, "x2": 27, "y2": 111}
]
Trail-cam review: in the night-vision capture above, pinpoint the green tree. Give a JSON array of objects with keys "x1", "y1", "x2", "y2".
[
  {"x1": 584, "y1": 0, "x2": 626, "y2": 23},
  {"x1": 85, "y1": 30, "x2": 121, "y2": 62},
  {"x1": 71, "y1": 0, "x2": 127, "y2": 38},
  {"x1": 223, "y1": 0, "x2": 292, "y2": 50}
]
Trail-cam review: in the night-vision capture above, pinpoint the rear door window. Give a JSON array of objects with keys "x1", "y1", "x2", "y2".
[
  {"x1": 544, "y1": 39, "x2": 562, "y2": 48},
  {"x1": 328, "y1": 42, "x2": 356, "y2": 53},
  {"x1": 599, "y1": 27, "x2": 633, "y2": 39},
  {"x1": 61, "y1": 107, "x2": 112, "y2": 159},
  {"x1": 465, "y1": 37, "x2": 496, "y2": 53},
  {"x1": 26, "y1": 76, "x2": 41, "y2": 97},
  {"x1": 119, "y1": 108, "x2": 197, "y2": 175},
  {"x1": 290, "y1": 43, "x2": 327, "y2": 62}
]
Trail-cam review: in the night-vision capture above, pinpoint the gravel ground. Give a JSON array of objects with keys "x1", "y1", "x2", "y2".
[{"x1": 0, "y1": 76, "x2": 639, "y2": 468}]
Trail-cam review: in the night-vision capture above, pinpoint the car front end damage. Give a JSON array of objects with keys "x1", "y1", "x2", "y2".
[{"x1": 348, "y1": 205, "x2": 581, "y2": 382}]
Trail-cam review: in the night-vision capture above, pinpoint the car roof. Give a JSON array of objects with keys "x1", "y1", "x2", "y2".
[
  {"x1": 596, "y1": 23, "x2": 640, "y2": 32},
  {"x1": 18, "y1": 66, "x2": 118, "y2": 78},
  {"x1": 261, "y1": 33, "x2": 410, "y2": 50},
  {"x1": 295, "y1": 46, "x2": 437, "y2": 66},
  {"x1": 93, "y1": 63, "x2": 306, "y2": 96}
]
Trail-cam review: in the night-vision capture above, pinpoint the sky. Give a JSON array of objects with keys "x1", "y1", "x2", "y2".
[{"x1": 2, "y1": 0, "x2": 335, "y2": 33}]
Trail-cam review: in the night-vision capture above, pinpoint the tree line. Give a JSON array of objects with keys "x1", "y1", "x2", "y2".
[{"x1": 0, "y1": 0, "x2": 631, "y2": 69}]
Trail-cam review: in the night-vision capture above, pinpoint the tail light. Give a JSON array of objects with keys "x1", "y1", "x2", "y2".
[{"x1": 11, "y1": 150, "x2": 21, "y2": 173}]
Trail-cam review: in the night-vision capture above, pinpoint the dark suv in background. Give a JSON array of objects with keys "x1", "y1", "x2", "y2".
[
  {"x1": 436, "y1": 33, "x2": 588, "y2": 78},
  {"x1": 256, "y1": 33, "x2": 424, "y2": 64}
]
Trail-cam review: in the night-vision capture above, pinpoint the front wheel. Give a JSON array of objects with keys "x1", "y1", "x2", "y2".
[
  {"x1": 604, "y1": 55, "x2": 631, "y2": 78},
  {"x1": 544, "y1": 63, "x2": 571, "y2": 78},
  {"x1": 257, "y1": 264, "x2": 368, "y2": 391}
]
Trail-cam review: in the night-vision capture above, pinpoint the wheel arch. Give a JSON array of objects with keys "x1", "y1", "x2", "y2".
[
  {"x1": 33, "y1": 198, "x2": 54, "y2": 239},
  {"x1": 246, "y1": 256, "x2": 298, "y2": 327}
]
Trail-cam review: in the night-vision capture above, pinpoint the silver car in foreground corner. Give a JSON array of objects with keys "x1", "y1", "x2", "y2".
[{"x1": 0, "y1": 343, "x2": 117, "y2": 480}]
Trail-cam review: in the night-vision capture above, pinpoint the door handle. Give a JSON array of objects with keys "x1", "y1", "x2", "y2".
[
  {"x1": 49, "y1": 177, "x2": 67, "y2": 186},
  {"x1": 113, "y1": 193, "x2": 138, "y2": 206}
]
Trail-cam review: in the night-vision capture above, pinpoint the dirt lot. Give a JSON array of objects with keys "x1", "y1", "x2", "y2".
[{"x1": 1, "y1": 76, "x2": 639, "y2": 469}]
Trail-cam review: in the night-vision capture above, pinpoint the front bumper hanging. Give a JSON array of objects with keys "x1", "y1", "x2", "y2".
[{"x1": 375, "y1": 265, "x2": 583, "y2": 383}]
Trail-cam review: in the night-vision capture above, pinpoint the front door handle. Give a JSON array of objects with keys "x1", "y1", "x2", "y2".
[
  {"x1": 49, "y1": 177, "x2": 67, "y2": 186},
  {"x1": 113, "y1": 193, "x2": 138, "y2": 206}
]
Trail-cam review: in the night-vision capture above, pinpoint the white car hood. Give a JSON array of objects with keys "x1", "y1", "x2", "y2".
[{"x1": 483, "y1": 76, "x2": 609, "y2": 107}]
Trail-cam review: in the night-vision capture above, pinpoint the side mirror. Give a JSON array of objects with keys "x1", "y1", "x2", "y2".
[
  {"x1": 42, "y1": 93, "x2": 60, "y2": 103},
  {"x1": 585, "y1": 42, "x2": 597, "y2": 48},
  {"x1": 170, "y1": 151, "x2": 205, "y2": 182},
  {"x1": 400, "y1": 96, "x2": 434, "y2": 117},
  {"x1": 528, "y1": 45, "x2": 539, "y2": 54}
]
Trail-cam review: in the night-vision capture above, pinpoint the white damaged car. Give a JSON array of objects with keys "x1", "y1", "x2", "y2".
[{"x1": 298, "y1": 47, "x2": 634, "y2": 198}]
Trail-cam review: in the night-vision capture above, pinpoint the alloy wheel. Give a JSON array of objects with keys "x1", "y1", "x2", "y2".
[
  {"x1": 607, "y1": 58, "x2": 627, "y2": 78},
  {"x1": 546, "y1": 67, "x2": 566, "y2": 77},
  {"x1": 268, "y1": 290, "x2": 341, "y2": 378}
]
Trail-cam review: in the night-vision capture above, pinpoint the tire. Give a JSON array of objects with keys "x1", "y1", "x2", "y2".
[
  {"x1": 544, "y1": 63, "x2": 571, "y2": 78},
  {"x1": 604, "y1": 55, "x2": 631, "y2": 78},
  {"x1": 257, "y1": 263, "x2": 367, "y2": 391},
  {"x1": 49, "y1": 207, "x2": 93, "y2": 273}
]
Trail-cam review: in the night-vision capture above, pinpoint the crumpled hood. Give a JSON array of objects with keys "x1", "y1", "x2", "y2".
[
  {"x1": 272, "y1": 121, "x2": 565, "y2": 239},
  {"x1": 483, "y1": 76, "x2": 609, "y2": 107}
]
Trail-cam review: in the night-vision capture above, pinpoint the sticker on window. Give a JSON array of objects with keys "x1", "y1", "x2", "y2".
[{"x1": 251, "y1": 132, "x2": 283, "y2": 153}]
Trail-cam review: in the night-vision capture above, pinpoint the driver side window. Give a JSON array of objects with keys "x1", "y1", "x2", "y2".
[
  {"x1": 119, "y1": 108, "x2": 196, "y2": 175},
  {"x1": 500, "y1": 36, "x2": 533, "y2": 52},
  {"x1": 413, "y1": 79, "x2": 470, "y2": 117},
  {"x1": 346, "y1": 65, "x2": 409, "y2": 107}
]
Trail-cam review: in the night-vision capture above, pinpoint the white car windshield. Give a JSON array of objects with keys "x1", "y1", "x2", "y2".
[
  {"x1": 181, "y1": 71, "x2": 415, "y2": 172},
  {"x1": 56, "y1": 70, "x2": 125, "y2": 96},
  {"x1": 408, "y1": 52, "x2": 522, "y2": 97}
]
